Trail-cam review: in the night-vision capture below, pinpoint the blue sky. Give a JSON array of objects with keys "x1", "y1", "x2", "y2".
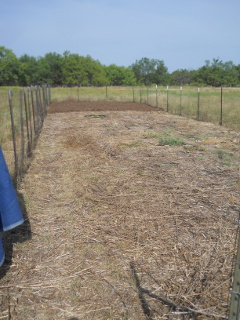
[{"x1": 1, "y1": 0, "x2": 239, "y2": 72}]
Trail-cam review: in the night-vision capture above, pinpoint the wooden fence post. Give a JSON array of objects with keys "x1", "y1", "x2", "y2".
[
  {"x1": 228, "y1": 228, "x2": 240, "y2": 319},
  {"x1": 23, "y1": 88, "x2": 31, "y2": 156},
  {"x1": 8, "y1": 90, "x2": 18, "y2": 180},
  {"x1": 19, "y1": 90, "x2": 24, "y2": 181},
  {"x1": 31, "y1": 86, "x2": 37, "y2": 135}
]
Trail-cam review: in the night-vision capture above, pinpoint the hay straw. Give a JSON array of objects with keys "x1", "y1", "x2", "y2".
[{"x1": 1, "y1": 101, "x2": 240, "y2": 319}]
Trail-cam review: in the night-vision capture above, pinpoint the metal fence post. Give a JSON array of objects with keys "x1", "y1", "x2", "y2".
[
  {"x1": 220, "y1": 86, "x2": 223, "y2": 126},
  {"x1": 197, "y1": 88, "x2": 200, "y2": 120},
  {"x1": 156, "y1": 85, "x2": 158, "y2": 107},
  {"x1": 180, "y1": 86, "x2": 183, "y2": 116},
  {"x1": 167, "y1": 86, "x2": 169, "y2": 112}
]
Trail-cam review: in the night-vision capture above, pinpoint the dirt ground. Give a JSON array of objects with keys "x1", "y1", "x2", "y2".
[{"x1": 1, "y1": 101, "x2": 240, "y2": 320}]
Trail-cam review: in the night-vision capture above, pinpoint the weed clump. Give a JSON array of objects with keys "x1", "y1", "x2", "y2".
[{"x1": 158, "y1": 136, "x2": 185, "y2": 146}]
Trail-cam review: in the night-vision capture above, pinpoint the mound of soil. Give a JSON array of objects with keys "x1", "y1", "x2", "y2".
[{"x1": 48, "y1": 100, "x2": 158, "y2": 113}]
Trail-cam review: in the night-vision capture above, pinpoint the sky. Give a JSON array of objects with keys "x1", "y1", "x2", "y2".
[{"x1": 1, "y1": 0, "x2": 240, "y2": 72}]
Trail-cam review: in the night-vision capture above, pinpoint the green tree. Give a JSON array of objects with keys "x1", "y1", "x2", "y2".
[
  {"x1": 131, "y1": 57, "x2": 168, "y2": 85},
  {"x1": 62, "y1": 53, "x2": 87, "y2": 86},
  {"x1": 193, "y1": 59, "x2": 239, "y2": 87},
  {"x1": 152, "y1": 60, "x2": 169, "y2": 85},
  {"x1": 43, "y1": 52, "x2": 64, "y2": 86},
  {"x1": 170, "y1": 69, "x2": 193, "y2": 86},
  {"x1": 122, "y1": 67, "x2": 137, "y2": 86},
  {"x1": 34, "y1": 57, "x2": 52, "y2": 85},
  {"x1": 105, "y1": 64, "x2": 136, "y2": 86},
  {"x1": 84, "y1": 55, "x2": 108, "y2": 86},
  {"x1": 18, "y1": 54, "x2": 38, "y2": 86},
  {"x1": 0, "y1": 46, "x2": 19, "y2": 85}
]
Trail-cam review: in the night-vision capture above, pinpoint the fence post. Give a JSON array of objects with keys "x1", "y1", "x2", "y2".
[
  {"x1": 31, "y1": 86, "x2": 37, "y2": 135},
  {"x1": 35, "y1": 86, "x2": 43, "y2": 132},
  {"x1": 180, "y1": 86, "x2": 183, "y2": 116},
  {"x1": 23, "y1": 88, "x2": 31, "y2": 156},
  {"x1": 132, "y1": 87, "x2": 135, "y2": 102},
  {"x1": 27, "y1": 87, "x2": 33, "y2": 148},
  {"x1": 228, "y1": 228, "x2": 240, "y2": 320},
  {"x1": 197, "y1": 88, "x2": 200, "y2": 120},
  {"x1": 42, "y1": 85, "x2": 47, "y2": 117},
  {"x1": 39, "y1": 86, "x2": 44, "y2": 126},
  {"x1": 167, "y1": 86, "x2": 169, "y2": 112},
  {"x1": 106, "y1": 85, "x2": 108, "y2": 99},
  {"x1": 8, "y1": 90, "x2": 18, "y2": 180},
  {"x1": 35, "y1": 86, "x2": 40, "y2": 133},
  {"x1": 220, "y1": 86, "x2": 223, "y2": 126},
  {"x1": 19, "y1": 90, "x2": 24, "y2": 182},
  {"x1": 48, "y1": 85, "x2": 51, "y2": 104},
  {"x1": 156, "y1": 85, "x2": 158, "y2": 107}
]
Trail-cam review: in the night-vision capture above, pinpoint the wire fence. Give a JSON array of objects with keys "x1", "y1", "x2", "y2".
[
  {"x1": 51, "y1": 85, "x2": 240, "y2": 130},
  {"x1": 0, "y1": 85, "x2": 51, "y2": 183},
  {"x1": 1, "y1": 84, "x2": 240, "y2": 181}
]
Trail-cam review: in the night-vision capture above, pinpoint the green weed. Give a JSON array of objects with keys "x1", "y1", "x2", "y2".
[{"x1": 158, "y1": 136, "x2": 185, "y2": 146}]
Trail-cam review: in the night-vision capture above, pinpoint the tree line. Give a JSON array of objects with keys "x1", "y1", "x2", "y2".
[{"x1": 0, "y1": 46, "x2": 239, "y2": 87}]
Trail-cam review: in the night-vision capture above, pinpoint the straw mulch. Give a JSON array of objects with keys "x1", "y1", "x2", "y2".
[{"x1": 1, "y1": 101, "x2": 240, "y2": 320}]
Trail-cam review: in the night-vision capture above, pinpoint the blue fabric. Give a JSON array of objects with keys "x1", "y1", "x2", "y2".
[
  {"x1": 0, "y1": 236, "x2": 4, "y2": 267},
  {"x1": 0, "y1": 147, "x2": 24, "y2": 266}
]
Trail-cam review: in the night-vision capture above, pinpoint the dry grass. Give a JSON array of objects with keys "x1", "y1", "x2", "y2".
[{"x1": 1, "y1": 102, "x2": 240, "y2": 319}]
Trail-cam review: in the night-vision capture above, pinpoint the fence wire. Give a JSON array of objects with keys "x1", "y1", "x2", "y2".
[
  {"x1": 1, "y1": 85, "x2": 51, "y2": 183},
  {"x1": 51, "y1": 85, "x2": 240, "y2": 130}
]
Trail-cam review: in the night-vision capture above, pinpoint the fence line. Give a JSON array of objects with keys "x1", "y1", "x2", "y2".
[
  {"x1": 1, "y1": 85, "x2": 51, "y2": 183},
  {"x1": 1, "y1": 84, "x2": 239, "y2": 181},
  {"x1": 51, "y1": 85, "x2": 240, "y2": 130}
]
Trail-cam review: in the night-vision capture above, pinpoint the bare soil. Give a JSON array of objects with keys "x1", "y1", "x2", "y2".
[
  {"x1": 1, "y1": 101, "x2": 240, "y2": 320},
  {"x1": 49, "y1": 100, "x2": 159, "y2": 113}
]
